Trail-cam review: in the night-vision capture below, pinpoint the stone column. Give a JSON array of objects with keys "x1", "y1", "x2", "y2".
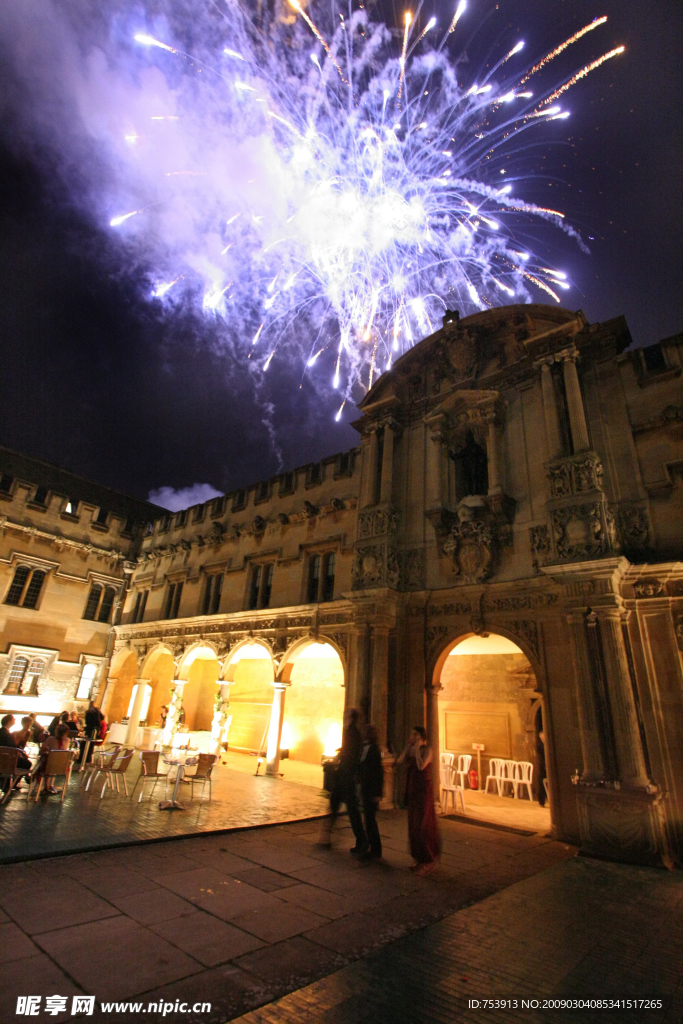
[
  {"x1": 379, "y1": 421, "x2": 395, "y2": 504},
  {"x1": 485, "y1": 411, "x2": 502, "y2": 495},
  {"x1": 362, "y1": 428, "x2": 379, "y2": 507},
  {"x1": 348, "y1": 622, "x2": 370, "y2": 713},
  {"x1": 266, "y1": 681, "x2": 289, "y2": 776},
  {"x1": 125, "y1": 678, "x2": 150, "y2": 747},
  {"x1": 370, "y1": 624, "x2": 390, "y2": 751},
  {"x1": 162, "y1": 679, "x2": 185, "y2": 746},
  {"x1": 595, "y1": 609, "x2": 649, "y2": 787},
  {"x1": 425, "y1": 682, "x2": 442, "y2": 805},
  {"x1": 425, "y1": 416, "x2": 446, "y2": 509},
  {"x1": 562, "y1": 351, "x2": 590, "y2": 453},
  {"x1": 540, "y1": 360, "x2": 563, "y2": 459},
  {"x1": 566, "y1": 614, "x2": 606, "y2": 781}
]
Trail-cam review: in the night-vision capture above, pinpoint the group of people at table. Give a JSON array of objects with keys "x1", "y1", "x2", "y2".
[{"x1": 0, "y1": 701, "x2": 107, "y2": 797}]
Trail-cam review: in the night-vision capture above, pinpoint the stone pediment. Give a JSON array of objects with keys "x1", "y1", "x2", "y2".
[{"x1": 359, "y1": 304, "x2": 585, "y2": 412}]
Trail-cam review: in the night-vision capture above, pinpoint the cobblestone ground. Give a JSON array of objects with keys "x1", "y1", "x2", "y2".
[
  {"x1": 0, "y1": 810, "x2": 577, "y2": 1022},
  {"x1": 232, "y1": 856, "x2": 683, "y2": 1024}
]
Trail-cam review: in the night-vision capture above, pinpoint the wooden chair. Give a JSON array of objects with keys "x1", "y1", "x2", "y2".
[
  {"x1": 92, "y1": 748, "x2": 135, "y2": 799},
  {"x1": 130, "y1": 751, "x2": 168, "y2": 802},
  {"x1": 30, "y1": 750, "x2": 75, "y2": 803},
  {"x1": 184, "y1": 753, "x2": 217, "y2": 801},
  {"x1": 0, "y1": 748, "x2": 31, "y2": 804}
]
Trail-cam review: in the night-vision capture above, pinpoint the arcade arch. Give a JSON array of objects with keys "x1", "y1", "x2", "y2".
[
  {"x1": 177, "y1": 644, "x2": 221, "y2": 732},
  {"x1": 277, "y1": 640, "x2": 345, "y2": 763},
  {"x1": 433, "y1": 631, "x2": 551, "y2": 824},
  {"x1": 223, "y1": 641, "x2": 275, "y2": 754}
]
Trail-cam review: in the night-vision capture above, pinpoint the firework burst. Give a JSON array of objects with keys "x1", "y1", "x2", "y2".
[{"x1": 113, "y1": 1, "x2": 623, "y2": 408}]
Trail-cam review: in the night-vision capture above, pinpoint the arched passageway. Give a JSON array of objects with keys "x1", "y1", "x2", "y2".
[
  {"x1": 103, "y1": 650, "x2": 138, "y2": 724},
  {"x1": 224, "y1": 642, "x2": 275, "y2": 754},
  {"x1": 178, "y1": 646, "x2": 221, "y2": 733},
  {"x1": 435, "y1": 632, "x2": 551, "y2": 830},
  {"x1": 279, "y1": 641, "x2": 345, "y2": 764}
]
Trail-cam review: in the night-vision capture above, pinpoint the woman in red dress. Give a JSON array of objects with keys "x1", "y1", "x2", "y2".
[{"x1": 399, "y1": 726, "x2": 441, "y2": 875}]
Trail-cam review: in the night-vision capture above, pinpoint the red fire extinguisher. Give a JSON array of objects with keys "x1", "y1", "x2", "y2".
[{"x1": 469, "y1": 768, "x2": 478, "y2": 791}]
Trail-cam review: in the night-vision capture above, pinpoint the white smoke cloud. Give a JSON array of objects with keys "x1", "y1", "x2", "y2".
[{"x1": 148, "y1": 483, "x2": 223, "y2": 511}]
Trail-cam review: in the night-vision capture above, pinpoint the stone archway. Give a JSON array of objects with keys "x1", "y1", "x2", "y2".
[
  {"x1": 276, "y1": 639, "x2": 345, "y2": 764},
  {"x1": 433, "y1": 631, "x2": 552, "y2": 829},
  {"x1": 222, "y1": 641, "x2": 275, "y2": 754},
  {"x1": 103, "y1": 648, "x2": 139, "y2": 724},
  {"x1": 176, "y1": 644, "x2": 221, "y2": 733},
  {"x1": 139, "y1": 646, "x2": 175, "y2": 729}
]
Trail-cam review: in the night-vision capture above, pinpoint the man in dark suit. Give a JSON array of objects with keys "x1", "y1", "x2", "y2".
[
  {"x1": 319, "y1": 707, "x2": 368, "y2": 853},
  {"x1": 359, "y1": 724, "x2": 384, "y2": 860}
]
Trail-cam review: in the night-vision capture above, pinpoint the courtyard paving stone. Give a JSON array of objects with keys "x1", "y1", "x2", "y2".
[{"x1": 0, "y1": 809, "x2": 579, "y2": 1022}]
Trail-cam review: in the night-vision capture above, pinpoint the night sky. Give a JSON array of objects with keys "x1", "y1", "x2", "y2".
[{"x1": 0, "y1": 0, "x2": 680, "y2": 507}]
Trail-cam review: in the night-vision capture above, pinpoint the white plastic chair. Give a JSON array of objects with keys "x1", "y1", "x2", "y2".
[
  {"x1": 456, "y1": 754, "x2": 472, "y2": 789},
  {"x1": 484, "y1": 758, "x2": 504, "y2": 794},
  {"x1": 513, "y1": 761, "x2": 534, "y2": 801},
  {"x1": 500, "y1": 760, "x2": 517, "y2": 797},
  {"x1": 439, "y1": 764, "x2": 465, "y2": 813},
  {"x1": 440, "y1": 752, "x2": 454, "y2": 767}
]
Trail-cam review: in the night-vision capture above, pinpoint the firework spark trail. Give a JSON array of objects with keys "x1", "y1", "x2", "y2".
[
  {"x1": 520, "y1": 16, "x2": 609, "y2": 84},
  {"x1": 100, "y1": 1, "x2": 625, "y2": 407},
  {"x1": 537, "y1": 47, "x2": 626, "y2": 108}
]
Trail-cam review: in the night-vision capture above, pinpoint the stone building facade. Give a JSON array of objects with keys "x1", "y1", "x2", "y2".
[
  {"x1": 2, "y1": 304, "x2": 682, "y2": 868},
  {"x1": 0, "y1": 447, "x2": 162, "y2": 726}
]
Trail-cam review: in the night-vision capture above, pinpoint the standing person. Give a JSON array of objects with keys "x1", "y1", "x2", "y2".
[
  {"x1": 79, "y1": 700, "x2": 101, "y2": 765},
  {"x1": 319, "y1": 707, "x2": 368, "y2": 854},
  {"x1": 159, "y1": 705, "x2": 169, "y2": 730},
  {"x1": 398, "y1": 726, "x2": 441, "y2": 875},
  {"x1": 359, "y1": 724, "x2": 384, "y2": 861}
]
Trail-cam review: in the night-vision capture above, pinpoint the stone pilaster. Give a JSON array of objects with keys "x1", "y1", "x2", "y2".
[
  {"x1": 125, "y1": 677, "x2": 150, "y2": 747},
  {"x1": 370, "y1": 624, "x2": 390, "y2": 751},
  {"x1": 485, "y1": 409, "x2": 502, "y2": 496},
  {"x1": 265, "y1": 681, "x2": 290, "y2": 776},
  {"x1": 566, "y1": 611, "x2": 607, "y2": 782},
  {"x1": 379, "y1": 421, "x2": 395, "y2": 505},
  {"x1": 562, "y1": 349, "x2": 590, "y2": 453},
  {"x1": 539, "y1": 359, "x2": 563, "y2": 459}
]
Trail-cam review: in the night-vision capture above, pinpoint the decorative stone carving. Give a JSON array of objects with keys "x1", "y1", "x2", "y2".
[
  {"x1": 399, "y1": 549, "x2": 425, "y2": 591},
  {"x1": 303, "y1": 501, "x2": 319, "y2": 518},
  {"x1": 330, "y1": 632, "x2": 349, "y2": 661},
  {"x1": 546, "y1": 451, "x2": 604, "y2": 498},
  {"x1": 550, "y1": 502, "x2": 617, "y2": 561},
  {"x1": 357, "y1": 507, "x2": 399, "y2": 541},
  {"x1": 352, "y1": 544, "x2": 399, "y2": 590},
  {"x1": 444, "y1": 520, "x2": 494, "y2": 582},
  {"x1": 530, "y1": 525, "x2": 552, "y2": 572},
  {"x1": 509, "y1": 620, "x2": 539, "y2": 660},
  {"x1": 428, "y1": 601, "x2": 471, "y2": 617},
  {"x1": 330, "y1": 498, "x2": 345, "y2": 511},
  {"x1": 252, "y1": 516, "x2": 266, "y2": 534},
  {"x1": 617, "y1": 506, "x2": 652, "y2": 553},
  {"x1": 633, "y1": 579, "x2": 666, "y2": 599},
  {"x1": 209, "y1": 523, "x2": 223, "y2": 545},
  {"x1": 487, "y1": 592, "x2": 559, "y2": 611}
]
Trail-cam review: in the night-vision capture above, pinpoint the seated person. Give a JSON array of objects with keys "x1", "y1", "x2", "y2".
[
  {"x1": 67, "y1": 712, "x2": 81, "y2": 735},
  {"x1": 30, "y1": 715, "x2": 48, "y2": 744},
  {"x1": 0, "y1": 714, "x2": 32, "y2": 792},
  {"x1": 13, "y1": 716, "x2": 33, "y2": 749},
  {"x1": 35, "y1": 723, "x2": 71, "y2": 794}
]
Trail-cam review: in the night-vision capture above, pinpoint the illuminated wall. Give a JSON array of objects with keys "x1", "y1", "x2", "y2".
[{"x1": 284, "y1": 643, "x2": 345, "y2": 764}]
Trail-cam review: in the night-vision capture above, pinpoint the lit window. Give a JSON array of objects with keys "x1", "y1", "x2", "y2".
[
  {"x1": 4, "y1": 655, "x2": 28, "y2": 694},
  {"x1": 307, "y1": 554, "x2": 321, "y2": 603},
  {"x1": 76, "y1": 663, "x2": 98, "y2": 701},
  {"x1": 63, "y1": 500, "x2": 78, "y2": 516},
  {"x1": 25, "y1": 658, "x2": 45, "y2": 694},
  {"x1": 5, "y1": 566, "x2": 46, "y2": 609}
]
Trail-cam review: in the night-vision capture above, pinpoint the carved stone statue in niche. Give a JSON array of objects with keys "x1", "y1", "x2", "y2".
[{"x1": 451, "y1": 431, "x2": 488, "y2": 497}]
